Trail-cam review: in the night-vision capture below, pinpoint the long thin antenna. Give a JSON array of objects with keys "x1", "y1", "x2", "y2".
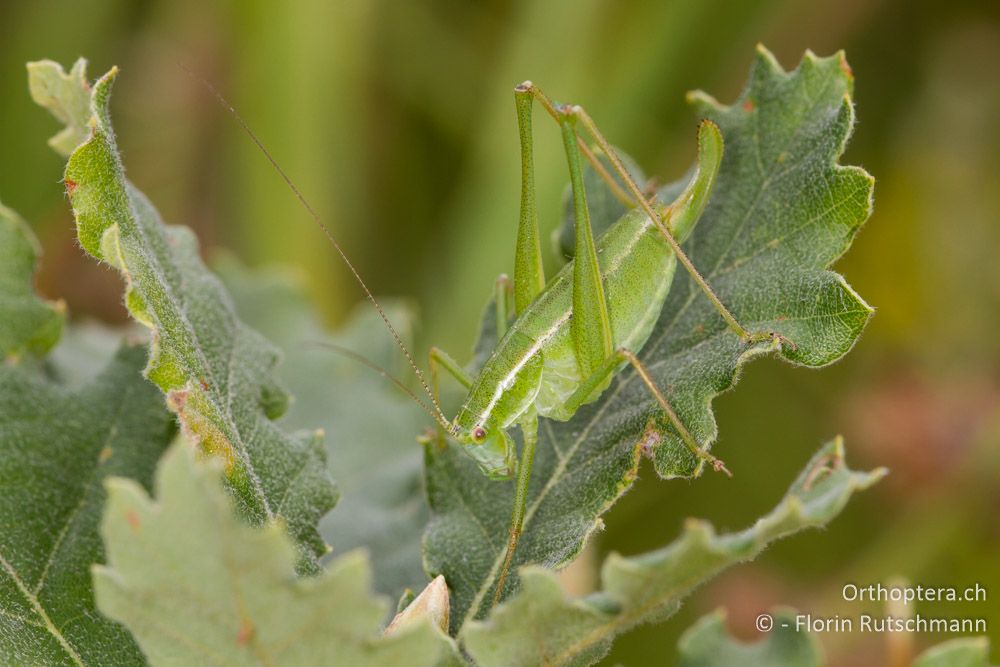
[
  {"x1": 181, "y1": 63, "x2": 452, "y2": 432},
  {"x1": 306, "y1": 341, "x2": 446, "y2": 426}
]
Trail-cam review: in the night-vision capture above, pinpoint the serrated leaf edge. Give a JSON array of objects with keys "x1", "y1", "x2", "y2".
[{"x1": 464, "y1": 439, "x2": 884, "y2": 665}]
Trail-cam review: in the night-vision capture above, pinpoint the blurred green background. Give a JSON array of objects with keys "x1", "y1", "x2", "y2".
[{"x1": 2, "y1": 0, "x2": 998, "y2": 664}]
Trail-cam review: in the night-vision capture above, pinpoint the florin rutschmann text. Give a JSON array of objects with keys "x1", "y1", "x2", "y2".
[
  {"x1": 792, "y1": 613, "x2": 986, "y2": 634},
  {"x1": 755, "y1": 583, "x2": 988, "y2": 636}
]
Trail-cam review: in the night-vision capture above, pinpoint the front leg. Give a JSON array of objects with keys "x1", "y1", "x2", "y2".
[
  {"x1": 493, "y1": 410, "x2": 539, "y2": 606},
  {"x1": 428, "y1": 346, "x2": 473, "y2": 446}
]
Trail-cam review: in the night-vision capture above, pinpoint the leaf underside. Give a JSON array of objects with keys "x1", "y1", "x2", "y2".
[
  {"x1": 94, "y1": 444, "x2": 457, "y2": 666},
  {"x1": 28, "y1": 59, "x2": 338, "y2": 569},
  {"x1": 424, "y1": 46, "x2": 875, "y2": 631}
]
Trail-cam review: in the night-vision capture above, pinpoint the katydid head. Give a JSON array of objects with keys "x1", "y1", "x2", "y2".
[{"x1": 453, "y1": 421, "x2": 516, "y2": 480}]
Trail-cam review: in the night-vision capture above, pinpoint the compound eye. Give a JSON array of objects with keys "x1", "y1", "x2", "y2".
[{"x1": 472, "y1": 427, "x2": 487, "y2": 442}]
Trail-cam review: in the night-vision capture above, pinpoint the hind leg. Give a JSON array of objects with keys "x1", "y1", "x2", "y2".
[{"x1": 565, "y1": 347, "x2": 730, "y2": 476}]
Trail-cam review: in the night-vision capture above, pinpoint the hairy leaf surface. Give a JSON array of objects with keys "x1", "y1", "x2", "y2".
[
  {"x1": 462, "y1": 440, "x2": 884, "y2": 665},
  {"x1": 0, "y1": 205, "x2": 173, "y2": 666},
  {"x1": 424, "y1": 47, "x2": 874, "y2": 628},
  {"x1": 29, "y1": 59, "x2": 338, "y2": 568},
  {"x1": 216, "y1": 256, "x2": 430, "y2": 599},
  {"x1": 94, "y1": 444, "x2": 457, "y2": 666}
]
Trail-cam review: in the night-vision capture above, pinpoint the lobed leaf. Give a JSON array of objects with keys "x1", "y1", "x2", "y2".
[
  {"x1": 0, "y1": 202, "x2": 64, "y2": 359},
  {"x1": 424, "y1": 46, "x2": 875, "y2": 627},
  {"x1": 94, "y1": 444, "x2": 458, "y2": 666},
  {"x1": 461, "y1": 439, "x2": 884, "y2": 666},
  {"x1": 28, "y1": 60, "x2": 338, "y2": 569},
  {"x1": 26, "y1": 58, "x2": 91, "y2": 157},
  {"x1": 0, "y1": 204, "x2": 174, "y2": 666}
]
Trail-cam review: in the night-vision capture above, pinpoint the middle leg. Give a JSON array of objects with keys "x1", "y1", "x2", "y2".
[{"x1": 493, "y1": 410, "x2": 539, "y2": 606}]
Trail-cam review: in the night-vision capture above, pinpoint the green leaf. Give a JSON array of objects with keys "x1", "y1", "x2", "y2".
[
  {"x1": 29, "y1": 60, "x2": 337, "y2": 569},
  {"x1": 676, "y1": 609, "x2": 821, "y2": 667},
  {"x1": 0, "y1": 202, "x2": 64, "y2": 359},
  {"x1": 461, "y1": 440, "x2": 884, "y2": 666},
  {"x1": 0, "y1": 343, "x2": 174, "y2": 667},
  {"x1": 215, "y1": 255, "x2": 430, "y2": 599},
  {"x1": 424, "y1": 46, "x2": 874, "y2": 627},
  {"x1": 914, "y1": 638, "x2": 996, "y2": 667},
  {"x1": 93, "y1": 443, "x2": 457, "y2": 667},
  {"x1": 26, "y1": 58, "x2": 91, "y2": 157},
  {"x1": 0, "y1": 201, "x2": 173, "y2": 666},
  {"x1": 0, "y1": 206, "x2": 173, "y2": 665}
]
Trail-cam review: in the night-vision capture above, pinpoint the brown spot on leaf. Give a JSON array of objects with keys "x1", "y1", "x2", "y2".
[
  {"x1": 125, "y1": 511, "x2": 141, "y2": 530},
  {"x1": 167, "y1": 389, "x2": 189, "y2": 411},
  {"x1": 639, "y1": 421, "x2": 664, "y2": 459},
  {"x1": 199, "y1": 377, "x2": 209, "y2": 391},
  {"x1": 64, "y1": 178, "x2": 78, "y2": 195},
  {"x1": 838, "y1": 53, "x2": 854, "y2": 79},
  {"x1": 99, "y1": 446, "x2": 113, "y2": 463},
  {"x1": 742, "y1": 98, "x2": 755, "y2": 112},
  {"x1": 236, "y1": 617, "x2": 255, "y2": 646}
]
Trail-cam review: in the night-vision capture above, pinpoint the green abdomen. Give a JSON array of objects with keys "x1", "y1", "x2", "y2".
[{"x1": 458, "y1": 209, "x2": 676, "y2": 429}]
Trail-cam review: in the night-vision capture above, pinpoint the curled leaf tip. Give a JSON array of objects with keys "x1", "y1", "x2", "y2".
[{"x1": 386, "y1": 575, "x2": 451, "y2": 636}]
